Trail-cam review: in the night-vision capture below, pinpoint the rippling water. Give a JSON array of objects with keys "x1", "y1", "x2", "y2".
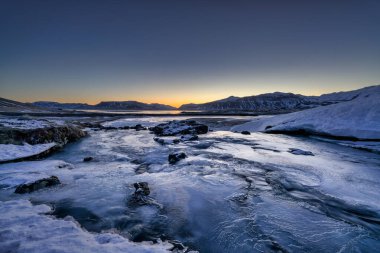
[{"x1": 1, "y1": 117, "x2": 379, "y2": 252}]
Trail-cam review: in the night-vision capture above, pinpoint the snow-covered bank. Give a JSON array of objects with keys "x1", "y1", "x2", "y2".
[
  {"x1": 232, "y1": 85, "x2": 380, "y2": 140},
  {"x1": 0, "y1": 143, "x2": 57, "y2": 163},
  {"x1": 0, "y1": 200, "x2": 172, "y2": 253}
]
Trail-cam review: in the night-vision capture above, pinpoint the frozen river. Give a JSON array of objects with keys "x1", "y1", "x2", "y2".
[{"x1": 1, "y1": 116, "x2": 380, "y2": 252}]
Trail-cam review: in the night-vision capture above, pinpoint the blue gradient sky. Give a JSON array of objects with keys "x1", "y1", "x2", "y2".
[{"x1": 1, "y1": 0, "x2": 379, "y2": 106}]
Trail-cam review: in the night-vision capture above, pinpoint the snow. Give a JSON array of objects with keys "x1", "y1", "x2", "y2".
[
  {"x1": 232, "y1": 86, "x2": 380, "y2": 140},
  {"x1": 0, "y1": 160, "x2": 73, "y2": 188},
  {"x1": 0, "y1": 143, "x2": 57, "y2": 162},
  {"x1": 0, "y1": 118, "x2": 379, "y2": 252},
  {"x1": 0, "y1": 199, "x2": 173, "y2": 253},
  {"x1": 0, "y1": 118, "x2": 51, "y2": 129}
]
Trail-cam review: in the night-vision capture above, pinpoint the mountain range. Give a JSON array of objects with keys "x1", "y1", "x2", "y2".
[
  {"x1": 1, "y1": 85, "x2": 378, "y2": 113},
  {"x1": 178, "y1": 86, "x2": 377, "y2": 112},
  {"x1": 31, "y1": 101, "x2": 176, "y2": 110}
]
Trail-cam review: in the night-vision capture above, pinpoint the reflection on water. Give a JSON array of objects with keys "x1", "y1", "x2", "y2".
[{"x1": 77, "y1": 109, "x2": 200, "y2": 114}]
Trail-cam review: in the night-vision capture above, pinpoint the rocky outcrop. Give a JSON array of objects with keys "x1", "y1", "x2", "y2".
[
  {"x1": 0, "y1": 125, "x2": 86, "y2": 145},
  {"x1": 168, "y1": 152, "x2": 187, "y2": 164},
  {"x1": 150, "y1": 120, "x2": 208, "y2": 136},
  {"x1": 14, "y1": 176, "x2": 61, "y2": 194}
]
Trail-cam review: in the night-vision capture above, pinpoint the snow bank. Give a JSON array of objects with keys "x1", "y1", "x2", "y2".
[
  {"x1": 0, "y1": 143, "x2": 57, "y2": 162},
  {"x1": 0, "y1": 118, "x2": 52, "y2": 129},
  {"x1": 0, "y1": 160, "x2": 73, "y2": 188},
  {"x1": 232, "y1": 86, "x2": 380, "y2": 140},
  {"x1": 0, "y1": 199, "x2": 172, "y2": 253}
]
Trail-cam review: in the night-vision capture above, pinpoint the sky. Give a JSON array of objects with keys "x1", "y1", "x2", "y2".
[{"x1": 1, "y1": 0, "x2": 379, "y2": 107}]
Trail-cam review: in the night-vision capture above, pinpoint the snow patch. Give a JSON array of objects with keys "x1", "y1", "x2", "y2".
[
  {"x1": 0, "y1": 199, "x2": 172, "y2": 253},
  {"x1": 0, "y1": 143, "x2": 57, "y2": 162}
]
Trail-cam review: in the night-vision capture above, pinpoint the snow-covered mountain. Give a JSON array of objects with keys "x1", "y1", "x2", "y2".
[
  {"x1": 180, "y1": 92, "x2": 318, "y2": 112},
  {"x1": 94, "y1": 101, "x2": 175, "y2": 110},
  {"x1": 232, "y1": 85, "x2": 380, "y2": 140},
  {"x1": 179, "y1": 86, "x2": 378, "y2": 112},
  {"x1": 32, "y1": 101, "x2": 92, "y2": 110},
  {"x1": 31, "y1": 101, "x2": 176, "y2": 110}
]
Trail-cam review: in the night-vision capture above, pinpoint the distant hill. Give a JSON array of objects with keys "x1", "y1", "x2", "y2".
[
  {"x1": 94, "y1": 101, "x2": 176, "y2": 110},
  {"x1": 32, "y1": 101, "x2": 92, "y2": 110},
  {"x1": 179, "y1": 85, "x2": 379, "y2": 112},
  {"x1": 179, "y1": 92, "x2": 319, "y2": 112},
  {"x1": 31, "y1": 101, "x2": 176, "y2": 110},
  {"x1": 0, "y1": 97, "x2": 48, "y2": 112}
]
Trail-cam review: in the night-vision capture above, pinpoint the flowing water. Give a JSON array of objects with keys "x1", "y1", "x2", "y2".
[{"x1": 0, "y1": 116, "x2": 379, "y2": 252}]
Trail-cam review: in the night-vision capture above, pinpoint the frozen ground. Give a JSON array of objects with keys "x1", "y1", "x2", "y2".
[
  {"x1": 0, "y1": 116, "x2": 379, "y2": 252},
  {"x1": 0, "y1": 143, "x2": 57, "y2": 162},
  {"x1": 0, "y1": 117, "x2": 66, "y2": 129}
]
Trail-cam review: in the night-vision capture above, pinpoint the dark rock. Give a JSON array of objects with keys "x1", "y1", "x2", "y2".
[
  {"x1": 102, "y1": 126, "x2": 118, "y2": 131},
  {"x1": 0, "y1": 125, "x2": 86, "y2": 145},
  {"x1": 168, "y1": 152, "x2": 187, "y2": 164},
  {"x1": 131, "y1": 124, "x2": 147, "y2": 131},
  {"x1": 83, "y1": 156, "x2": 93, "y2": 162},
  {"x1": 168, "y1": 240, "x2": 186, "y2": 251},
  {"x1": 133, "y1": 182, "x2": 150, "y2": 196},
  {"x1": 135, "y1": 164, "x2": 149, "y2": 174},
  {"x1": 288, "y1": 148, "x2": 314, "y2": 156},
  {"x1": 15, "y1": 176, "x2": 61, "y2": 194},
  {"x1": 181, "y1": 134, "x2": 199, "y2": 141},
  {"x1": 128, "y1": 182, "x2": 161, "y2": 207},
  {"x1": 241, "y1": 131, "x2": 251, "y2": 135},
  {"x1": 172, "y1": 139, "x2": 181, "y2": 144},
  {"x1": 150, "y1": 120, "x2": 208, "y2": 136},
  {"x1": 153, "y1": 137, "x2": 166, "y2": 145}
]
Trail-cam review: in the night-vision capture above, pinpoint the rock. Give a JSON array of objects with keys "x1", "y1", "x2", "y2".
[
  {"x1": 241, "y1": 131, "x2": 251, "y2": 135},
  {"x1": 102, "y1": 126, "x2": 118, "y2": 131},
  {"x1": 172, "y1": 139, "x2": 181, "y2": 144},
  {"x1": 288, "y1": 148, "x2": 314, "y2": 156},
  {"x1": 0, "y1": 125, "x2": 86, "y2": 145},
  {"x1": 135, "y1": 164, "x2": 149, "y2": 174},
  {"x1": 83, "y1": 156, "x2": 93, "y2": 162},
  {"x1": 168, "y1": 152, "x2": 187, "y2": 164},
  {"x1": 153, "y1": 137, "x2": 166, "y2": 145},
  {"x1": 149, "y1": 120, "x2": 208, "y2": 136},
  {"x1": 131, "y1": 124, "x2": 147, "y2": 131},
  {"x1": 14, "y1": 176, "x2": 61, "y2": 194},
  {"x1": 181, "y1": 134, "x2": 199, "y2": 141},
  {"x1": 168, "y1": 240, "x2": 187, "y2": 252},
  {"x1": 133, "y1": 182, "x2": 150, "y2": 196},
  {"x1": 128, "y1": 182, "x2": 162, "y2": 207}
]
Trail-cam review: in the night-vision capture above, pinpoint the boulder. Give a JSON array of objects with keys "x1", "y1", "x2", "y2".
[
  {"x1": 288, "y1": 148, "x2": 314, "y2": 156},
  {"x1": 128, "y1": 182, "x2": 161, "y2": 207},
  {"x1": 131, "y1": 124, "x2": 147, "y2": 131},
  {"x1": 168, "y1": 152, "x2": 187, "y2": 164},
  {"x1": 133, "y1": 182, "x2": 150, "y2": 196},
  {"x1": 241, "y1": 131, "x2": 251, "y2": 135},
  {"x1": 83, "y1": 156, "x2": 93, "y2": 162},
  {"x1": 149, "y1": 120, "x2": 208, "y2": 136},
  {"x1": 15, "y1": 176, "x2": 61, "y2": 194}
]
